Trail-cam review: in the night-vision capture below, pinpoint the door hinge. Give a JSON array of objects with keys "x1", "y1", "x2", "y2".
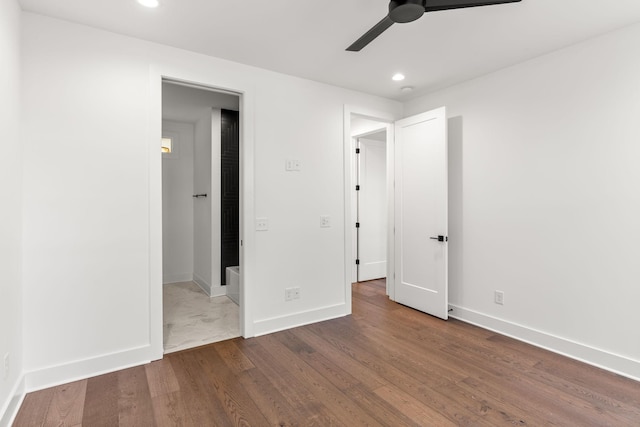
[
  {"x1": 355, "y1": 222, "x2": 360, "y2": 228},
  {"x1": 355, "y1": 185, "x2": 360, "y2": 191},
  {"x1": 355, "y1": 148, "x2": 360, "y2": 154},
  {"x1": 355, "y1": 259, "x2": 360, "y2": 265}
]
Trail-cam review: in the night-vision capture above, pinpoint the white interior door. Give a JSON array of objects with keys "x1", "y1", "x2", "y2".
[
  {"x1": 394, "y1": 107, "x2": 448, "y2": 320},
  {"x1": 357, "y1": 137, "x2": 387, "y2": 281}
]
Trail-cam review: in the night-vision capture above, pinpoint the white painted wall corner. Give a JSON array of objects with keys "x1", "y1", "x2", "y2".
[{"x1": 0, "y1": 375, "x2": 26, "y2": 427}]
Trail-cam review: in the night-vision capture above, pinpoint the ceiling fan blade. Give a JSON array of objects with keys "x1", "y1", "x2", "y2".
[
  {"x1": 346, "y1": 16, "x2": 394, "y2": 52},
  {"x1": 424, "y1": 0, "x2": 521, "y2": 13}
]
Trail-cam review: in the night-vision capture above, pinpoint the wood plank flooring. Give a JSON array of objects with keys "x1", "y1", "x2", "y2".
[{"x1": 14, "y1": 279, "x2": 640, "y2": 426}]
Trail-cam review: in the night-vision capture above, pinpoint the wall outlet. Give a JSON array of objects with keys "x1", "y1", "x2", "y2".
[
  {"x1": 320, "y1": 215, "x2": 331, "y2": 228},
  {"x1": 3, "y1": 353, "x2": 9, "y2": 380},
  {"x1": 285, "y1": 287, "x2": 300, "y2": 301},
  {"x1": 494, "y1": 290, "x2": 504, "y2": 305}
]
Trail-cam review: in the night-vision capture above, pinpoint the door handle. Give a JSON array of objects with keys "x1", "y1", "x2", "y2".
[
  {"x1": 192, "y1": 194, "x2": 207, "y2": 198},
  {"x1": 430, "y1": 235, "x2": 448, "y2": 242}
]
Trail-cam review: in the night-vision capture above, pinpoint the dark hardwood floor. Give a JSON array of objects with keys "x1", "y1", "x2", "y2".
[{"x1": 14, "y1": 279, "x2": 640, "y2": 426}]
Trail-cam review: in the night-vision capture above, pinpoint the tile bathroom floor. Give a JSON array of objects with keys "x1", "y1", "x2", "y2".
[{"x1": 163, "y1": 281, "x2": 240, "y2": 353}]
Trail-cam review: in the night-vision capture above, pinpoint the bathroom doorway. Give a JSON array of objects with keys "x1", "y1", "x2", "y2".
[{"x1": 161, "y1": 81, "x2": 241, "y2": 353}]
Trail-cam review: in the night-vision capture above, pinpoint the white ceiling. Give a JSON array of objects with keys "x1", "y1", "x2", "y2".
[{"x1": 18, "y1": 0, "x2": 640, "y2": 101}]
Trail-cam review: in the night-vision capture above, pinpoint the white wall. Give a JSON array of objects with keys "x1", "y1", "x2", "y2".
[
  {"x1": 20, "y1": 12, "x2": 402, "y2": 390},
  {"x1": 162, "y1": 120, "x2": 195, "y2": 284},
  {"x1": 0, "y1": 0, "x2": 24, "y2": 423},
  {"x1": 192, "y1": 109, "x2": 216, "y2": 294},
  {"x1": 405, "y1": 23, "x2": 640, "y2": 378}
]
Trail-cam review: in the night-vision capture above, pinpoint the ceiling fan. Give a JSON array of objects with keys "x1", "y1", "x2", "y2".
[{"x1": 346, "y1": 0, "x2": 522, "y2": 52}]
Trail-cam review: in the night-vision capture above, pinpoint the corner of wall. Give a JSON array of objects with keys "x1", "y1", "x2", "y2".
[
  {"x1": 0, "y1": 0, "x2": 24, "y2": 424},
  {"x1": 0, "y1": 375, "x2": 25, "y2": 427},
  {"x1": 193, "y1": 273, "x2": 227, "y2": 297},
  {"x1": 23, "y1": 344, "x2": 153, "y2": 396}
]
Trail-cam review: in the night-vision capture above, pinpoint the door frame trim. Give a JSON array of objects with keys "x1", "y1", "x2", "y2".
[{"x1": 149, "y1": 67, "x2": 256, "y2": 360}]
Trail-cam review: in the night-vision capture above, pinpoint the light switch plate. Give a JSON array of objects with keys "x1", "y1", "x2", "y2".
[
  {"x1": 256, "y1": 217, "x2": 269, "y2": 231},
  {"x1": 285, "y1": 159, "x2": 301, "y2": 171}
]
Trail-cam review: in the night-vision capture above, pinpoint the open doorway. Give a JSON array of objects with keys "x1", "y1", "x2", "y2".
[
  {"x1": 345, "y1": 107, "x2": 449, "y2": 318},
  {"x1": 161, "y1": 81, "x2": 241, "y2": 353},
  {"x1": 355, "y1": 129, "x2": 387, "y2": 282},
  {"x1": 350, "y1": 115, "x2": 391, "y2": 282}
]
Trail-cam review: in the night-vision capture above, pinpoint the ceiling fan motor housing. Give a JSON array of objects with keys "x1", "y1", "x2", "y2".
[{"x1": 389, "y1": 0, "x2": 426, "y2": 23}]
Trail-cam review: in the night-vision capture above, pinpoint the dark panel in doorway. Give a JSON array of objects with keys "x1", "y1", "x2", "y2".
[{"x1": 221, "y1": 109, "x2": 240, "y2": 284}]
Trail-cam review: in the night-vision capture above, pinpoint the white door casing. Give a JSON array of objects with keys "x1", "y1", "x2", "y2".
[
  {"x1": 394, "y1": 107, "x2": 448, "y2": 320},
  {"x1": 357, "y1": 137, "x2": 387, "y2": 281}
]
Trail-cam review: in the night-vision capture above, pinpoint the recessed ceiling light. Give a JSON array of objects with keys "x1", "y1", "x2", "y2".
[
  {"x1": 401, "y1": 86, "x2": 414, "y2": 93},
  {"x1": 137, "y1": 0, "x2": 159, "y2": 8},
  {"x1": 392, "y1": 73, "x2": 405, "y2": 81}
]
